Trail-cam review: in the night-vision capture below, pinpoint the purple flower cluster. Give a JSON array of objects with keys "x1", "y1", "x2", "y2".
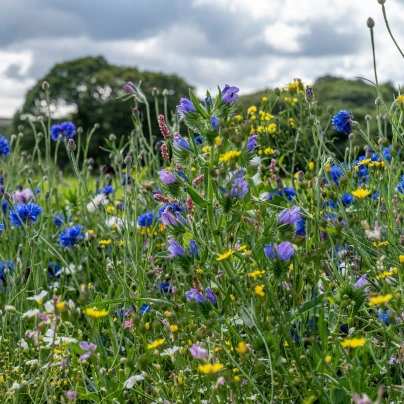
[
  {"x1": 185, "y1": 287, "x2": 217, "y2": 305},
  {"x1": 50, "y1": 121, "x2": 76, "y2": 142},
  {"x1": 158, "y1": 169, "x2": 177, "y2": 185},
  {"x1": 264, "y1": 242, "x2": 295, "y2": 261},
  {"x1": 222, "y1": 85, "x2": 239, "y2": 103}
]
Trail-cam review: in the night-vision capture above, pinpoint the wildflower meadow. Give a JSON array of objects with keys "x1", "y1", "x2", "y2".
[{"x1": 2, "y1": 2, "x2": 404, "y2": 403}]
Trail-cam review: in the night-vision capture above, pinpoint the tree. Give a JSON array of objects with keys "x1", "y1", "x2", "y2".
[{"x1": 12, "y1": 56, "x2": 192, "y2": 166}]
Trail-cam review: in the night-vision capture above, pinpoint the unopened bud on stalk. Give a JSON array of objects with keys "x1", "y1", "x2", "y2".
[
  {"x1": 124, "y1": 155, "x2": 132, "y2": 165},
  {"x1": 133, "y1": 108, "x2": 140, "y2": 117},
  {"x1": 378, "y1": 0, "x2": 386, "y2": 4},
  {"x1": 162, "y1": 89, "x2": 169, "y2": 96},
  {"x1": 375, "y1": 97, "x2": 381, "y2": 105},
  {"x1": 274, "y1": 88, "x2": 281, "y2": 97},
  {"x1": 109, "y1": 134, "x2": 116, "y2": 141},
  {"x1": 348, "y1": 133, "x2": 355, "y2": 140},
  {"x1": 365, "y1": 114, "x2": 371, "y2": 121},
  {"x1": 77, "y1": 127, "x2": 83, "y2": 134},
  {"x1": 367, "y1": 17, "x2": 375, "y2": 29},
  {"x1": 29, "y1": 238, "x2": 35, "y2": 247},
  {"x1": 152, "y1": 87, "x2": 159, "y2": 96},
  {"x1": 94, "y1": 123, "x2": 100, "y2": 129},
  {"x1": 3, "y1": 192, "x2": 12, "y2": 203},
  {"x1": 42, "y1": 81, "x2": 49, "y2": 90},
  {"x1": 67, "y1": 139, "x2": 76, "y2": 151}
]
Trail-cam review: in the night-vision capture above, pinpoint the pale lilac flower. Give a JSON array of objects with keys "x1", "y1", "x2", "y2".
[
  {"x1": 14, "y1": 188, "x2": 34, "y2": 204},
  {"x1": 158, "y1": 169, "x2": 177, "y2": 185},
  {"x1": 189, "y1": 344, "x2": 208, "y2": 359},
  {"x1": 278, "y1": 206, "x2": 301, "y2": 224},
  {"x1": 168, "y1": 239, "x2": 185, "y2": 257},
  {"x1": 277, "y1": 242, "x2": 295, "y2": 261},
  {"x1": 79, "y1": 341, "x2": 97, "y2": 361}
]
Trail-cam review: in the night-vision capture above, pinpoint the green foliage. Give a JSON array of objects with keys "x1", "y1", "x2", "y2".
[{"x1": 11, "y1": 56, "x2": 192, "y2": 166}]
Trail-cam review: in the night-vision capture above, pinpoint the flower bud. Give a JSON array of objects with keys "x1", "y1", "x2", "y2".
[
  {"x1": 162, "y1": 89, "x2": 169, "y2": 96},
  {"x1": 365, "y1": 114, "x2": 371, "y2": 121},
  {"x1": 152, "y1": 87, "x2": 159, "y2": 96},
  {"x1": 378, "y1": 0, "x2": 386, "y2": 4},
  {"x1": 109, "y1": 133, "x2": 116, "y2": 141},
  {"x1": 67, "y1": 139, "x2": 76, "y2": 151},
  {"x1": 132, "y1": 108, "x2": 140, "y2": 117},
  {"x1": 367, "y1": 17, "x2": 375, "y2": 29},
  {"x1": 375, "y1": 97, "x2": 381, "y2": 105},
  {"x1": 124, "y1": 155, "x2": 132, "y2": 165},
  {"x1": 42, "y1": 81, "x2": 49, "y2": 90},
  {"x1": 94, "y1": 123, "x2": 100, "y2": 129}
]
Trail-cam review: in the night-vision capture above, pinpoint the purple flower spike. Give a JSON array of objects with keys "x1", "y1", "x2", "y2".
[
  {"x1": 264, "y1": 244, "x2": 275, "y2": 259},
  {"x1": 168, "y1": 239, "x2": 186, "y2": 257},
  {"x1": 222, "y1": 85, "x2": 239, "y2": 103},
  {"x1": 205, "y1": 287, "x2": 217, "y2": 305},
  {"x1": 158, "y1": 169, "x2": 177, "y2": 185},
  {"x1": 173, "y1": 134, "x2": 190, "y2": 150},
  {"x1": 278, "y1": 206, "x2": 301, "y2": 225},
  {"x1": 177, "y1": 98, "x2": 196, "y2": 118},
  {"x1": 277, "y1": 242, "x2": 295, "y2": 261},
  {"x1": 247, "y1": 135, "x2": 258, "y2": 151},
  {"x1": 231, "y1": 177, "x2": 248, "y2": 199},
  {"x1": 185, "y1": 288, "x2": 206, "y2": 304}
]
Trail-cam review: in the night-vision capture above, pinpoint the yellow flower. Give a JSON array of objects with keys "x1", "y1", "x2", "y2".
[
  {"x1": 352, "y1": 189, "x2": 371, "y2": 199},
  {"x1": 106, "y1": 206, "x2": 115, "y2": 213},
  {"x1": 147, "y1": 338, "x2": 165, "y2": 349},
  {"x1": 254, "y1": 285, "x2": 265, "y2": 297},
  {"x1": 308, "y1": 162, "x2": 315, "y2": 170},
  {"x1": 198, "y1": 363, "x2": 224, "y2": 374},
  {"x1": 84, "y1": 308, "x2": 109, "y2": 318},
  {"x1": 325, "y1": 163, "x2": 331, "y2": 172},
  {"x1": 99, "y1": 239, "x2": 112, "y2": 245},
  {"x1": 56, "y1": 302, "x2": 66, "y2": 310},
  {"x1": 235, "y1": 114, "x2": 242, "y2": 122},
  {"x1": 145, "y1": 322, "x2": 150, "y2": 330},
  {"x1": 289, "y1": 118, "x2": 296, "y2": 128},
  {"x1": 375, "y1": 271, "x2": 394, "y2": 280},
  {"x1": 399, "y1": 255, "x2": 404, "y2": 263},
  {"x1": 88, "y1": 230, "x2": 94, "y2": 236},
  {"x1": 397, "y1": 95, "x2": 404, "y2": 104},
  {"x1": 248, "y1": 270, "x2": 265, "y2": 278},
  {"x1": 215, "y1": 136, "x2": 222, "y2": 146},
  {"x1": 368, "y1": 294, "x2": 393, "y2": 306},
  {"x1": 357, "y1": 159, "x2": 371, "y2": 167},
  {"x1": 170, "y1": 325, "x2": 178, "y2": 333},
  {"x1": 219, "y1": 150, "x2": 241, "y2": 162},
  {"x1": 196, "y1": 268, "x2": 204, "y2": 275},
  {"x1": 267, "y1": 123, "x2": 277, "y2": 134},
  {"x1": 373, "y1": 241, "x2": 389, "y2": 247},
  {"x1": 217, "y1": 249, "x2": 234, "y2": 261},
  {"x1": 230, "y1": 294, "x2": 235, "y2": 301},
  {"x1": 236, "y1": 342, "x2": 248, "y2": 354},
  {"x1": 341, "y1": 337, "x2": 366, "y2": 348},
  {"x1": 264, "y1": 147, "x2": 274, "y2": 155},
  {"x1": 234, "y1": 375, "x2": 241, "y2": 382},
  {"x1": 262, "y1": 96, "x2": 268, "y2": 103},
  {"x1": 164, "y1": 311, "x2": 172, "y2": 317},
  {"x1": 264, "y1": 113, "x2": 274, "y2": 121},
  {"x1": 325, "y1": 355, "x2": 332, "y2": 363},
  {"x1": 202, "y1": 146, "x2": 211, "y2": 153},
  {"x1": 178, "y1": 376, "x2": 183, "y2": 385},
  {"x1": 191, "y1": 167, "x2": 196, "y2": 172},
  {"x1": 247, "y1": 106, "x2": 257, "y2": 115}
]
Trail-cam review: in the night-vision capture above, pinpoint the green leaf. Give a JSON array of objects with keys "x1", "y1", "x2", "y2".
[
  {"x1": 189, "y1": 89, "x2": 209, "y2": 119},
  {"x1": 186, "y1": 185, "x2": 211, "y2": 207}
]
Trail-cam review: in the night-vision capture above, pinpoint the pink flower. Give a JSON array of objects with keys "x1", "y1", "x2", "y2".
[{"x1": 124, "y1": 319, "x2": 134, "y2": 329}]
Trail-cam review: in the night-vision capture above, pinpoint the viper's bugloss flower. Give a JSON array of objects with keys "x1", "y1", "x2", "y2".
[
  {"x1": 157, "y1": 203, "x2": 184, "y2": 219},
  {"x1": 277, "y1": 242, "x2": 295, "y2": 261},
  {"x1": 185, "y1": 288, "x2": 205, "y2": 304},
  {"x1": 210, "y1": 116, "x2": 219, "y2": 130},
  {"x1": 305, "y1": 87, "x2": 315, "y2": 103},
  {"x1": 160, "y1": 208, "x2": 185, "y2": 226},
  {"x1": 79, "y1": 341, "x2": 97, "y2": 361},
  {"x1": 173, "y1": 134, "x2": 190, "y2": 150},
  {"x1": 205, "y1": 287, "x2": 217, "y2": 304},
  {"x1": 354, "y1": 274, "x2": 367, "y2": 290},
  {"x1": 168, "y1": 239, "x2": 185, "y2": 257},
  {"x1": 222, "y1": 84, "x2": 239, "y2": 103},
  {"x1": 50, "y1": 121, "x2": 76, "y2": 141},
  {"x1": 247, "y1": 135, "x2": 258, "y2": 151},
  {"x1": 278, "y1": 206, "x2": 301, "y2": 224},
  {"x1": 195, "y1": 136, "x2": 204, "y2": 144},
  {"x1": 0, "y1": 223, "x2": 4, "y2": 234},
  {"x1": 59, "y1": 225, "x2": 84, "y2": 247},
  {"x1": 97, "y1": 185, "x2": 114, "y2": 195},
  {"x1": 264, "y1": 244, "x2": 275, "y2": 259},
  {"x1": 295, "y1": 217, "x2": 306, "y2": 236},
  {"x1": 189, "y1": 239, "x2": 198, "y2": 257},
  {"x1": 9, "y1": 202, "x2": 42, "y2": 226},
  {"x1": 0, "y1": 136, "x2": 10, "y2": 156},
  {"x1": 177, "y1": 98, "x2": 196, "y2": 118},
  {"x1": 140, "y1": 303, "x2": 151, "y2": 313},
  {"x1": 158, "y1": 169, "x2": 177, "y2": 185},
  {"x1": 137, "y1": 211, "x2": 154, "y2": 227},
  {"x1": 231, "y1": 177, "x2": 248, "y2": 199},
  {"x1": 276, "y1": 186, "x2": 296, "y2": 200},
  {"x1": 331, "y1": 110, "x2": 353, "y2": 134}
]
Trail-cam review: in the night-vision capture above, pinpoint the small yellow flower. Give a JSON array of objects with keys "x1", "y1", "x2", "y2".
[
  {"x1": 233, "y1": 368, "x2": 239, "y2": 373},
  {"x1": 147, "y1": 338, "x2": 165, "y2": 349},
  {"x1": 219, "y1": 150, "x2": 241, "y2": 162},
  {"x1": 191, "y1": 167, "x2": 196, "y2": 172},
  {"x1": 235, "y1": 114, "x2": 242, "y2": 122},
  {"x1": 399, "y1": 255, "x2": 404, "y2": 263},
  {"x1": 397, "y1": 95, "x2": 404, "y2": 104},
  {"x1": 217, "y1": 249, "x2": 234, "y2": 261},
  {"x1": 99, "y1": 239, "x2": 112, "y2": 245},
  {"x1": 254, "y1": 285, "x2": 265, "y2": 297},
  {"x1": 375, "y1": 271, "x2": 394, "y2": 280},
  {"x1": 308, "y1": 162, "x2": 315, "y2": 170},
  {"x1": 230, "y1": 294, "x2": 235, "y2": 301},
  {"x1": 234, "y1": 375, "x2": 241, "y2": 382},
  {"x1": 357, "y1": 159, "x2": 371, "y2": 167},
  {"x1": 164, "y1": 311, "x2": 172, "y2": 317},
  {"x1": 325, "y1": 355, "x2": 332, "y2": 363},
  {"x1": 262, "y1": 96, "x2": 268, "y2": 103},
  {"x1": 267, "y1": 123, "x2": 277, "y2": 134},
  {"x1": 56, "y1": 302, "x2": 66, "y2": 310},
  {"x1": 88, "y1": 230, "x2": 94, "y2": 236},
  {"x1": 106, "y1": 206, "x2": 115, "y2": 213},
  {"x1": 145, "y1": 322, "x2": 150, "y2": 330},
  {"x1": 264, "y1": 147, "x2": 274, "y2": 155},
  {"x1": 341, "y1": 337, "x2": 366, "y2": 348},
  {"x1": 84, "y1": 308, "x2": 108, "y2": 318},
  {"x1": 198, "y1": 363, "x2": 224, "y2": 374},
  {"x1": 373, "y1": 241, "x2": 389, "y2": 247},
  {"x1": 247, "y1": 270, "x2": 265, "y2": 278},
  {"x1": 202, "y1": 146, "x2": 211, "y2": 153},
  {"x1": 368, "y1": 294, "x2": 393, "y2": 306},
  {"x1": 351, "y1": 189, "x2": 371, "y2": 199},
  {"x1": 236, "y1": 342, "x2": 248, "y2": 354},
  {"x1": 170, "y1": 325, "x2": 178, "y2": 333},
  {"x1": 247, "y1": 106, "x2": 257, "y2": 115},
  {"x1": 196, "y1": 268, "x2": 204, "y2": 275},
  {"x1": 325, "y1": 163, "x2": 331, "y2": 172},
  {"x1": 215, "y1": 136, "x2": 222, "y2": 146},
  {"x1": 178, "y1": 376, "x2": 183, "y2": 385}
]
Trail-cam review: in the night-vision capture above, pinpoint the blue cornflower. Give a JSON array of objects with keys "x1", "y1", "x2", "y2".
[
  {"x1": 0, "y1": 224, "x2": 4, "y2": 234},
  {"x1": 0, "y1": 260, "x2": 13, "y2": 281},
  {"x1": 276, "y1": 186, "x2": 296, "y2": 201},
  {"x1": 247, "y1": 135, "x2": 258, "y2": 151},
  {"x1": 50, "y1": 121, "x2": 76, "y2": 141},
  {"x1": 329, "y1": 165, "x2": 344, "y2": 186},
  {"x1": 0, "y1": 136, "x2": 10, "y2": 156},
  {"x1": 140, "y1": 304, "x2": 151, "y2": 314},
  {"x1": 158, "y1": 281, "x2": 172, "y2": 294},
  {"x1": 53, "y1": 214, "x2": 65, "y2": 227},
  {"x1": 331, "y1": 110, "x2": 353, "y2": 134},
  {"x1": 48, "y1": 262, "x2": 61, "y2": 278},
  {"x1": 342, "y1": 193, "x2": 354, "y2": 205},
  {"x1": 210, "y1": 116, "x2": 219, "y2": 131},
  {"x1": 137, "y1": 211, "x2": 154, "y2": 227},
  {"x1": 97, "y1": 185, "x2": 114, "y2": 195},
  {"x1": 59, "y1": 225, "x2": 84, "y2": 247},
  {"x1": 173, "y1": 134, "x2": 190, "y2": 150},
  {"x1": 177, "y1": 98, "x2": 196, "y2": 118},
  {"x1": 9, "y1": 203, "x2": 42, "y2": 226},
  {"x1": 327, "y1": 200, "x2": 336, "y2": 209},
  {"x1": 194, "y1": 136, "x2": 204, "y2": 144},
  {"x1": 185, "y1": 288, "x2": 205, "y2": 304},
  {"x1": 295, "y1": 217, "x2": 306, "y2": 236}
]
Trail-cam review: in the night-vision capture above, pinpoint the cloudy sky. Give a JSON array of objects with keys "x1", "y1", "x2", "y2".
[{"x1": 1, "y1": 0, "x2": 404, "y2": 118}]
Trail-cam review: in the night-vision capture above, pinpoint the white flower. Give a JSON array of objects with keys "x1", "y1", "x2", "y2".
[
  {"x1": 22, "y1": 309, "x2": 40, "y2": 319},
  {"x1": 4, "y1": 305, "x2": 16, "y2": 312},
  {"x1": 124, "y1": 374, "x2": 145, "y2": 389},
  {"x1": 250, "y1": 155, "x2": 261, "y2": 168},
  {"x1": 25, "y1": 359, "x2": 38, "y2": 366},
  {"x1": 160, "y1": 346, "x2": 180, "y2": 357},
  {"x1": 7, "y1": 382, "x2": 21, "y2": 395},
  {"x1": 19, "y1": 339, "x2": 29, "y2": 350},
  {"x1": 26, "y1": 290, "x2": 48, "y2": 304},
  {"x1": 87, "y1": 194, "x2": 108, "y2": 212},
  {"x1": 107, "y1": 216, "x2": 124, "y2": 229},
  {"x1": 43, "y1": 329, "x2": 77, "y2": 347}
]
